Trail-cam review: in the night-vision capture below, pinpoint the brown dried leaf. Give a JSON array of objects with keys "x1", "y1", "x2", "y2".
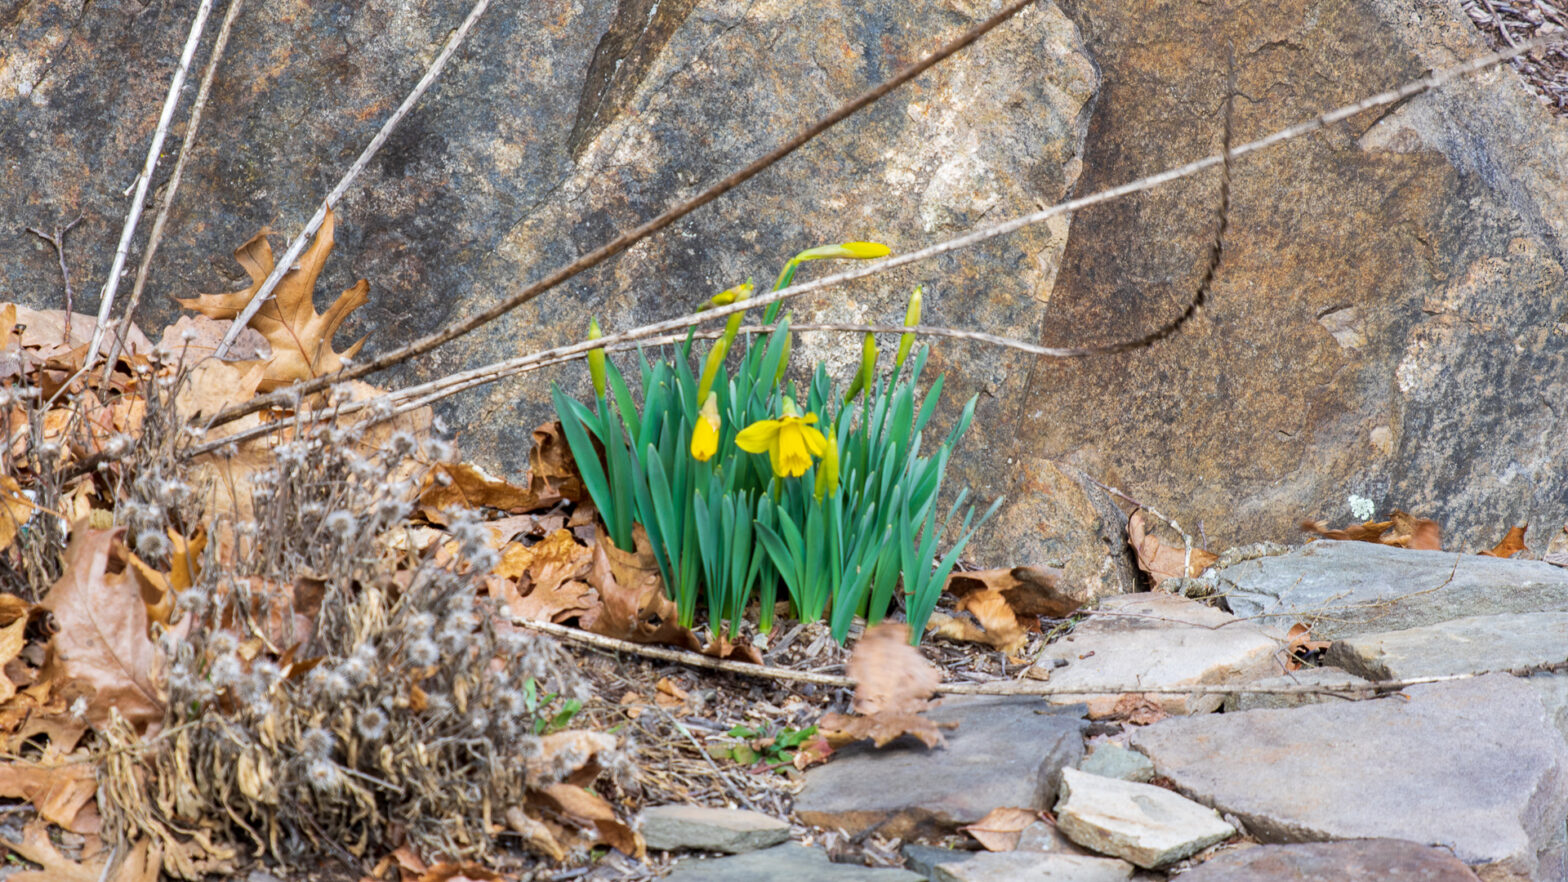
[
  {"x1": 1107, "y1": 693, "x2": 1169, "y2": 725},
  {"x1": 416, "y1": 863, "x2": 507, "y2": 882},
  {"x1": 1300, "y1": 518, "x2": 1391, "y2": 543},
  {"x1": 945, "y1": 566, "x2": 1080, "y2": 618},
  {"x1": 1128, "y1": 510, "x2": 1218, "y2": 587},
  {"x1": 0, "y1": 474, "x2": 36, "y2": 552},
  {"x1": 155, "y1": 314, "x2": 270, "y2": 363},
  {"x1": 505, "y1": 805, "x2": 565, "y2": 861},
  {"x1": 1302, "y1": 509, "x2": 1443, "y2": 551},
  {"x1": 176, "y1": 209, "x2": 367, "y2": 391},
  {"x1": 700, "y1": 633, "x2": 764, "y2": 665},
  {"x1": 420, "y1": 462, "x2": 544, "y2": 513},
  {"x1": 537, "y1": 782, "x2": 646, "y2": 858},
  {"x1": 817, "y1": 710, "x2": 946, "y2": 749},
  {"x1": 588, "y1": 527, "x2": 701, "y2": 651},
  {"x1": 502, "y1": 530, "x2": 598, "y2": 626},
  {"x1": 1283, "y1": 622, "x2": 1332, "y2": 672},
  {"x1": 1481, "y1": 525, "x2": 1528, "y2": 558},
  {"x1": 960, "y1": 806, "x2": 1041, "y2": 852},
  {"x1": 946, "y1": 589, "x2": 1028, "y2": 655},
  {"x1": 4, "y1": 819, "x2": 105, "y2": 882},
  {"x1": 527, "y1": 421, "x2": 585, "y2": 504},
  {"x1": 40, "y1": 526, "x2": 164, "y2": 734},
  {"x1": 847, "y1": 622, "x2": 939, "y2": 716},
  {"x1": 0, "y1": 759, "x2": 99, "y2": 832},
  {"x1": 653, "y1": 677, "x2": 689, "y2": 710}
]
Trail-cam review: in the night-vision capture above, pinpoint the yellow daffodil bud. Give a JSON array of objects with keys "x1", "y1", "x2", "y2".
[
  {"x1": 722, "y1": 281, "x2": 753, "y2": 347},
  {"x1": 895, "y1": 285, "x2": 922, "y2": 369},
  {"x1": 696, "y1": 337, "x2": 728, "y2": 404},
  {"x1": 587, "y1": 317, "x2": 607, "y2": 399},
  {"x1": 772, "y1": 241, "x2": 892, "y2": 291},
  {"x1": 690, "y1": 393, "x2": 721, "y2": 462},
  {"x1": 813, "y1": 435, "x2": 840, "y2": 500},
  {"x1": 698, "y1": 288, "x2": 739, "y2": 312},
  {"x1": 774, "y1": 312, "x2": 793, "y2": 387},
  {"x1": 842, "y1": 332, "x2": 879, "y2": 404}
]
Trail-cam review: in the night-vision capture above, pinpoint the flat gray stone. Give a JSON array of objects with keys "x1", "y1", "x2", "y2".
[
  {"x1": 641, "y1": 804, "x2": 790, "y2": 854},
  {"x1": 1017, "y1": 820, "x2": 1091, "y2": 855},
  {"x1": 665, "y1": 844, "x2": 923, "y2": 882},
  {"x1": 932, "y1": 851, "x2": 1134, "y2": 882},
  {"x1": 1222, "y1": 668, "x2": 1375, "y2": 712},
  {"x1": 796, "y1": 697, "x2": 1085, "y2": 839},
  {"x1": 1031, "y1": 593, "x2": 1287, "y2": 717},
  {"x1": 1130, "y1": 674, "x2": 1568, "y2": 880},
  {"x1": 1175, "y1": 839, "x2": 1481, "y2": 881},
  {"x1": 1217, "y1": 542, "x2": 1568, "y2": 639},
  {"x1": 1079, "y1": 743, "x2": 1155, "y2": 782},
  {"x1": 1526, "y1": 672, "x2": 1568, "y2": 746},
  {"x1": 1053, "y1": 768, "x2": 1234, "y2": 868},
  {"x1": 1325, "y1": 612, "x2": 1568, "y2": 681},
  {"x1": 902, "y1": 844, "x2": 974, "y2": 877}
]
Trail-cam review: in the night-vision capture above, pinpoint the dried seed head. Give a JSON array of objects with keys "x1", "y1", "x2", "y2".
[
  {"x1": 387, "y1": 431, "x2": 417, "y2": 457},
  {"x1": 301, "y1": 727, "x2": 336, "y2": 757},
  {"x1": 209, "y1": 655, "x2": 244, "y2": 688},
  {"x1": 323, "y1": 670, "x2": 353, "y2": 700},
  {"x1": 209, "y1": 631, "x2": 239, "y2": 655},
  {"x1": 135, "y1": 529, "x2": 171, "y2": 559},
  {"x1": 517, "y1": 735, "x2": 543, "y2": 761},
  {"x1": 338, "y1": 656, "x2": 370, "y2": 685},
  {"x1": 356, "y1": 708, "x2": 389, "y2": 741},
  {"x1": 324, "y1": 510, "x2": 357, "y2": 539},
  {"x1": 406, "y1": 611, "x2": 437, "y2": 636},
  {"x1": 305, "y1": 758, "x2": 342, "y2": 793},
  {"x1": 406, "y1": 638, "x2": 439, "y2": 668}
]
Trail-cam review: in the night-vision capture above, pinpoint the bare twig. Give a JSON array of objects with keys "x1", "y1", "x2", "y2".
[
  {"x1": 25, "y1": 214, "x2": 84, "y2": 342},
  {"x1": 203, "y1": 32, "x2": 1565, "y2": 430},
  {"x1": 652, "y1": 704, "x2": 761, "y2": 812},
  {"x1": 203, "y1": 0, "x2": 1049, "y2": 421},
  {"x1": 1085, "y1": 476, "x2": 1201, "y2": 580},
  {"x1": 103, "y1": 0, "x2": 247, "y2": 379},
  {"x1": 84, "y1": 0, "x2": 216, "y2": 369}
]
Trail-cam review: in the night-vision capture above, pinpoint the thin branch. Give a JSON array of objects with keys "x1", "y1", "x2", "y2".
[
  {"x1": 203, "y1": 0, "x2": 1048, "y2": 420},
  {"x1": 103, "y1": 0, "x2": 247, "y2": 379},
  {"x1": 25, "y1": 215, "x2": 84, "y2": 342},
  {"x1": 203, "y1": 32, "x2": 1565, "y2": 430},
  {"x1": 84, "y1": 0, "x2": 216, "y2": 369}
]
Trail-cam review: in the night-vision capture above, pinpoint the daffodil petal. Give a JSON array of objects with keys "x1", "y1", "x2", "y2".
[
  {"x1": 800, "y1": 424, "x2": 828, "y2": 457},
  {"x1": 735, "y1": 419, "x2": 781, "y2": 454}
]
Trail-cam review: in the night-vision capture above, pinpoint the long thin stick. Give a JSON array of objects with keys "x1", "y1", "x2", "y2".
[
  {"x1": 103, "y1": 0, "x2": 247, "y2": 379},
  {"x1": 204, "y1": 0, "x2": 1049, "y2": 420},
  {"x1": 204, "y1": 32, "x2": 1564, "y2": 430},
  {"x1": 213, "y1": 0, "x2": 498, "y2": 355},
  {"x1": 84, "y1": 0, "x2": 216, "y2": 369}
]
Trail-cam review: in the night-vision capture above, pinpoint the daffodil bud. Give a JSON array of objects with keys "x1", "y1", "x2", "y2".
[
  {"x1": 895, "y1": 285, "x2": 922, "y2": 369},
  {"x1": 772, "y1": 241, "x2": 892, "y2": 291},
  {"x1": 774, "y1": 312, "x2": 793, "y2": 387},
  {"x1": 813, "y1": 435, "x2": 840, "y2": 500},
  {"x1": 587, "y1": 317, "x2": 607, "y2": 400},
  {"x1": 696, "y1": 337, "x2": 728, "y2": 404},
  {"x1": 721, "y1": 281, "x2": 753, "y2": 348},
  {"x1": 842, "y1": 333, "x2": 879, "y2": 405},
  {"x1": 690, "y1": 393, "x2": 721, "y2": 462}
]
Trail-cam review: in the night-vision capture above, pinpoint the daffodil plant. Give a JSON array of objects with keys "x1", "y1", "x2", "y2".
[{"x1": 551, "y1": 243, "x2": 997, "y2": 645}]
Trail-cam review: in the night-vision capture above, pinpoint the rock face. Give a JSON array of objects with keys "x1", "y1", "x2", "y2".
[
  {"x1": 1054, "y1": 768, "x2": 1235, "y2": 868},
  {"x1": 794, "y1": 696, "x2": 1086, "y2": 839},
  {"x1": 1130, "y1": 674, "x2": 1568, "y2": 881},
  {"x1": 640, "y1": 805, "x2": 791, "y2": 854},
  {"x1": 1217, "y1": 542, "x2": 1568, "y2": 638},
  {"x1": 1325, "y1": 612, "x2": 1568, "y2": 681},
  {"x1": 1176, "y1": 839, "x2": 1483, "y2": 882},
  {"x1": 1030, "y1": 592, "x2": 1287, "y2": 717},
  {"x1": 664, "y1": 843, "x2": 923, "y2": 882}
]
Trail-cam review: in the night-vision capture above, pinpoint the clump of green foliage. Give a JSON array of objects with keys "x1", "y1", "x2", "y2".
[{"x1": 552, "y1": 243, "x2": 997, "y2": 645}]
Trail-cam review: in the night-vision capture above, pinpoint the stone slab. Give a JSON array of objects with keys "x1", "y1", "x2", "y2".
[
  {"x1": 1217, "y1": 542, "x2": 1568, "y2": 638},
  {"x1": 1221, "y1": 667, "x2": 1375, "y2": 712},
  {"x1": 932, "y1": 851, "x2": 1134, "y2": 882},
  {"x1": 1176, "y1": 839, "x2": 1481, "y2": 881},
  {"x1": 665, "y1": 844, "x2": 923, "y2": 882},
  {"x1": 1031, "y1": 592, "x2": 1286, "y2": 717},
  {"x1": 902, "y1": 844, "x2": 974, "y2": 878},
  {"x1": 1053, "y1": 768, "x2": 1235, "y2": 868},
  {"x1": 796, "y1": 697, "x2": 1085, "y2": 839},
  {"x1": 1130, "y1": 674, "x2": 1568, "y2": 881},
  {"x1": 641, "y1": 804, "x2": 790, "y2": 854},
  {"x1": 1325, "y1": 612, "x2": 1568, "y2": 681},
  {"x1": 1079, "y1": 743, "x2": 1155, "y2": 782}
]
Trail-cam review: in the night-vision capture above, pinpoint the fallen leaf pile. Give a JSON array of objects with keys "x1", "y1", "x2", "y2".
[
  {"x1": 928, "y1": 565, "x2": 1082, "y2": 656},
  {"x1": 1301, "y1": 508, "x2": 1443, "y2": 550}
]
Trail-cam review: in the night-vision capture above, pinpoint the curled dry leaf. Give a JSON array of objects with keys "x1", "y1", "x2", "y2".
[
  {"x1": 1301, "y1": 509, "x2": 1442, "y2": 551},
  {"x1": 415, "y1": 863, "x2": 506, "y2": 882},
  {"x1": 1106, "y1": 693, "x2": 1169, "y2": 726},
  {"x1": 700, "y1": 633, "x2": 764, "y2": 665},
  {"x1": 40, "y1": 526, "x2": 165, "y2": 734},
  {"x1": 848, "y1": 622, "x2": 940, "y2": 716},
  {"x1": 961, "y1": 806, "x2": 1043, "y2": 852},
  {"x1": 2, "y1": 819, "x2": 106, "y2": 882},
  {"x1": 0, "y1": 473, "x2": 36, "y2": 552},
  {"x1": 420, "y1": 462, "x2": 543, "y2": 513},
  {"x1": 1283, "y1": 622, "x2": 1332, "y2": 672},
  {"x1": 526, "y1": 421, "x2": 585, "y2": 505},
  {"x1": 0, "y1": 759, "x2": 99, "y2": 832},
  {"x1": 499, "y1": 529, "x2": 598, "y2": 626},
  {"x1": 945, "y1": 566, "x2": 1081, "y2": 618},
  {"x1": 1481, "y1": 525, "x2": 1528, "y2": 558},
  {"x1": 1128, "y1": 510, "x2": 1218, "y2": 588},
  {"x1": 927, "y1": 589, "x2": 1028, "y2": 656},
  {"x1": 588, "y1": 527, "x2": 702, "y2": 651},
  {"x1": 817, "y1": 710, "x2": 946, "y2": 749}
]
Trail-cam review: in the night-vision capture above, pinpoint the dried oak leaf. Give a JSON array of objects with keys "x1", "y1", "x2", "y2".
[
  {"x1": 1128, "y1": 510, "x2": 1218, "y2": 587},
  {"x1": 1283, "y1": 622, "x2": 1332, "y2": 672},
  {"x1": 39, "y1": 526, "x2": 165, "y2": 734},
  {"x1": 1107, "y1": 693, "x2": 1169, "y2": 725},
  {"x1": 1301, "y1": 509, "x2": 1442, "y2": 551},
  {"x1": 960, "y1": 806, "x2": 1042, "y2": 852},
  {"x1": 415, "y1": 863, "x2": 506, "y2": 882},
  {"x1": 176, "y1": 208, "x2": 366, "y2": 391},
  {"x1": 1, "y1": 819, "x2": 158, "y2": 882},
  {"x1": 587, "y1": 526, "x2": 701, "y2": 651},
  {"x1": 0, "y1": 759, "x2": 99, "y2": 832},
  {"x1": 420, "y1": 462, "x2": 545, "y2": 513},
  {"x1": 0, "y1": 474, "x2": 36, "y2": 552},
  {"x1": 927, "y1": 589, "x2": 1028, "y2": 656},
  {"x1": 1481, "y1": 525, "x2": 1528, "y2": 558},
  {"x1": 945, "y1": 566, "x2": 1081, "y2": 619},
  {"x1": 817, "y1": 710, "x2": 945, "y2": 749},
  {"x1": 700, "y1": 633, "x2": 764, "y2": 665},
  {"x1": 848, "y1": 622, "x2": 940, "y2": 716},
  {"x1": 534, "y1": 782, "x2": 645, "y2": 858},
  {"x1": 501, "y1": 529, "x2": 598, "y2": 626}
]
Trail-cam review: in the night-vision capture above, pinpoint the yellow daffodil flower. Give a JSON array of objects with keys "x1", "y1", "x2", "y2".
[
  {"x1": 735, "y1": 398, "x2": 827, "y2": 478},
  {"x1": 813, "y1": 434, "x2": 840, "y2": 500},
  {"x1": 690, "y1": 393, "x2": 721, "y2": 462}
]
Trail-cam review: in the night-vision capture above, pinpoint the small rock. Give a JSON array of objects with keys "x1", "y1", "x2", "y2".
[
  {"x1": 1053, "y1": 768, "x2": 1235, "y2": 868},
  {"x1": 903, "y1": 844, "x2": 975, "y2": 877},
  {"x1": 1324, "y1": 612, "x2": 1568, "y2": 680},
  {"x1": 1017, "y1": 820, "x2": 1090, "y2": 855},
  {"x1": 665, "y1": 843, "x2": 924, "y2": 881},
  {"x1": 932, "y1": 851, "x2": 1135, "y2": 882},
  {"x1": 641, "y1": 804, "x2": 790, "y2": 854},
  {"x1": 1031, "y1": 592, "x2": 1286, "y2": 717},
  {"x1": 1221, "y1": 667, "x2": 1374, "y2": 712},
  {"x1": 1218, "y1": 542, "x2": 1568, "y2": 638},
  {"x1": 1130, "y1": 674, "x2": 1568, "y2": 880},
  {"x1": 1079, "y1": 743, "x2": 1155, "y2": 782},
  {"x1": 796, "y1": 697, "x2": 1085, "y2": 839},
  {"x1": 1175, "y1": 839, "x2": 1481, "y2": 881}
]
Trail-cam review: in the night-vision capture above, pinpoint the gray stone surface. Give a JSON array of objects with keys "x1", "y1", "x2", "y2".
[
  {"x1": 902, "y1": 844, "x2": 974, "y2": 878},
  {"x1": 665, "y1": 843, "x2": 923, "y2": 882},
  {"x1": 1221, "y1": 667, "x2": 1375, "y2": 712},
  {"x1": 1527, "y1": 672, "x2": 1568, "y2": 746},
  {"x1": 1325, "y1": 612, "x2": 1568, "y2": 681},
  {"x1": 1218, "y1": 542, "x2": 1568, "y2": 639},
  {"x1": 1175, "y1": 839, "x2": 1482, "y2": 881},
  {"x1": 1016, "y1": 820, "x2": 1091, "y2": 855},
  {"x1": 1031, "y1": 592, "x2": 1287, "y2": 717},
  {"x1": 1053, "y1": 768, "x2": 1235, "y2": 869},
  {"x1": 1079, "y1": 743, "x2": 1155, "y2": 782},
  {"x1": 641, "y1": 804, "x2": 790, "y2": 854},
  {"x1": 931, "y1": 851, "x2": 1134, "y2": 882},
  {"x1": 1130, "y1": 674, "x2": 1568, "y2": 881},
  {"x1": 795, "y1": 696, "x2": 1086, "y2": 839}
]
